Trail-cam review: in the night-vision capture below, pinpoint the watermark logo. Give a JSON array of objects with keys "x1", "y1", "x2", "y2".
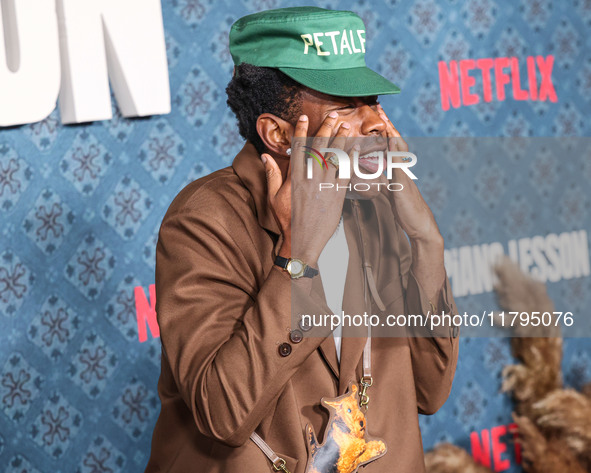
[
  {"x1": 305, "y1": 147, "x2": 418, "y2": 180},
  {"x1": 303, "y1": 146, "x2": 329, "y2": 169}
]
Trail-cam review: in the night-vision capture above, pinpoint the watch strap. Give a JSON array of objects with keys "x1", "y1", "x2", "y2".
[
  {"x1": 303, "y1": 264, "x2": 319, "y2": 278},
  {"x1": 274, "y1": 255, "x2": 289, "y2": 270}
]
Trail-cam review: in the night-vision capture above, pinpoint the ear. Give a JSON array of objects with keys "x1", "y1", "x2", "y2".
[
  {"x1": 323, "y1": 398, "x2": 339, "y2": 408},
  {"x1": 256, "y1": 113, "x2": 293, "y2": 157}
]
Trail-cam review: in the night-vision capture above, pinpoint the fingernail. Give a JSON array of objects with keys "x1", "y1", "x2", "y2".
[
  {"x1": 261, "y1": 154, "x2": 267, "y2": 164},
  {"x1": 299, "y1": 115, "x2": 308, "y2": 122},
  {"x1": 341, "y1": 122, "x2": 351, "y2": 129},
  {"x1": 329, "y1": 111, "x2": 338, "y2": 118}
]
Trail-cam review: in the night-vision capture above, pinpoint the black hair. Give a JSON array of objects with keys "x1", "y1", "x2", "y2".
[{"x1": 226, "y1": 63, "x2": 303, "y2": 154}]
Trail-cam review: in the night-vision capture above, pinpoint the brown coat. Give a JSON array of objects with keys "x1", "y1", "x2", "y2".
[{"x1": 145, "y1": 143, "x2": 460, "y2": 473}]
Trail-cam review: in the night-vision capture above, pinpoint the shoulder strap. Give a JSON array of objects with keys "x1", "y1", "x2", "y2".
[{"x1": 250, "y1": 432, "x2": 291, "y2": 473}]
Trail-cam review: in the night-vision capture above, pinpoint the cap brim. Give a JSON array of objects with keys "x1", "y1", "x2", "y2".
[{"x1": 278, "y1": 66, "x2": 401, "y2": 97}]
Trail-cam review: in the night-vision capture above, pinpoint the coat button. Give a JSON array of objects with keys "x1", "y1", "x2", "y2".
[
  {"x1": 278, "y1": 343, "x2": 292, "y2": 357},
  {"x1": 452, "y1": 325, "x2": 459, "y2": 338},
  {"x1": 299, "y1": 318, "x2": 312, "y2": 332},
  {"x1": 289, "y1": 329, "x2": 303, "y2": 343}
]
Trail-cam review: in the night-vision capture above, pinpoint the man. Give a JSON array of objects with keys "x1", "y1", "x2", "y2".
[{"x1": 146, "y1": 7, "x2": 459, "y2": 473}]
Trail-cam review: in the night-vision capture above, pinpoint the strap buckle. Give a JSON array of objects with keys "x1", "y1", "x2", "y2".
[
  {"x1": 359, "y1": 376, "x2": 373, "y2": 410},
  {"x1": 273, "y1": 458, "x2": 291, "y2": 473}
]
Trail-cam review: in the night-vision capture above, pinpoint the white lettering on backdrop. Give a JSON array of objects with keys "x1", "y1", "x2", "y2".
[{"x1": 0, "y1": 0, "x2": 170, "y2": 126}]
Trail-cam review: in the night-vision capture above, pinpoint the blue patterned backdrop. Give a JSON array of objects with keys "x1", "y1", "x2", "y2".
[{"x1": 1, "y1": 0, "x2": 590, "y2": 472}]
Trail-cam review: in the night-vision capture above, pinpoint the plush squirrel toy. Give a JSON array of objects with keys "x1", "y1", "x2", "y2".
[{"x1": 305, "y1": 382, "x2": 387, "y2": 473}]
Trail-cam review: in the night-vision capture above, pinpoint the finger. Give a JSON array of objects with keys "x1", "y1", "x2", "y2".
[
  {"x1": 261, "y1": 153, "x2": 282, "y2": 200},
  {"x1": 389, "y1": 126, "x2": 408, "y2": 152},
  {"x1": 331, "y1": 121, "x2": 351, "y2": 141},
  {"x1": 291, "y1": 115, "x2": 309, "y2": 177},
  {"x1": 377, "y1": 107, "x2": 398, "y2": 153},
  {"x1": 377, "y1": 108, "x2": 413, "y2": 179},
  {"x1": 293, "y1": 114, "x2": 309, "y2": 139},
  {"x1": 283, "y1": 158, "x2": 293, "y2": 212},
  {"x1": 315, "y1": 111, "x2": 340, "y2": 138},
  {"x1": 379, "y1": 107, "x2": 409, "y2": 152},
  {"x1": 312, "y1": 111, "x2": 340, "y2": 151},
  {"x1": 328, "y1": 121, "x2": 351, "y2": 153},
  {"x1": 327, "y1": 122, "x2": 351, "y2": 179}
]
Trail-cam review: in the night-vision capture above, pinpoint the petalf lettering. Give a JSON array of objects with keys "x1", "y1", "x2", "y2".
[{"x1": 301, "y1": 30, "x2": 366, "y2": 55}]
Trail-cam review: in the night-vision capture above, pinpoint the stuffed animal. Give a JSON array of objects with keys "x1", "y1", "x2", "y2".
[
  {"x1": 495, "y1": 257, "x2": 562, "y2": 420},
  {"x1": 495, "y1": 257, "x2": 591, "y2": 472},
  {"x1": 424, "y1": 443, "x2": 493, "y2": 473},
  {"x1": 424, "y1": 257, "x2": 591, "y2": 473},
  {"x1": 306, "y1": 382, "x2": 387, "y2": 473},
  {"x1": 510, "y1": 413, "x2": 586, "y2": 473}
]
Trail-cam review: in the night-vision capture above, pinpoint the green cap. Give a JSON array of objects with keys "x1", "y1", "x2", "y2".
[{"x1": 229, "y1": 7, "x2": 401, "y2": 97}]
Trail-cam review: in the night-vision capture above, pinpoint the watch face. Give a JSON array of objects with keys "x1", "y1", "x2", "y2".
[{"x1": 287, "y1": 260, "x2": 304, "y2": 278}]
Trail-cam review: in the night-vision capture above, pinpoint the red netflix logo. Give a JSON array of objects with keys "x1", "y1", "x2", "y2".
[
  {"x1": 471, "y1": 423, "x2": 521, "y2": 471},
  {"x1": 438, "y1": 55, "x2": 557, "y2": 110},
  {"x1": 135, "y1": 284, "x2": 160, "y2": 343}
]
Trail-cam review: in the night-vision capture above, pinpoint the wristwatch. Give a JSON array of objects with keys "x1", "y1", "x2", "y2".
[{"x1": 274, "y1": 256, "x2": 319, "y2": 279}]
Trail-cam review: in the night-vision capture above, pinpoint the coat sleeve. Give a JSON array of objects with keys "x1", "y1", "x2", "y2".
[
  {"x1": 155, "y1": 209, "x2": 332, "y2": 447},
  {"x1": 396, "y1": 223, "x2": 460, "y2": 415}
]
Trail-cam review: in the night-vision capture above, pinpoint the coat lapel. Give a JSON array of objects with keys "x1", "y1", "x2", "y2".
[
  {"x1": 319, "y1": 337, "x2": 339, "y2": 379},
  {"x1": 232, "y1": 142, "x2": 281, "y2": 236},
  {"x1": 309, "y1": 268, "x2": 340, "y2": 378}
]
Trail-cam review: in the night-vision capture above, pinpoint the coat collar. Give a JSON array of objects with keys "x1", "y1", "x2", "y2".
[{"x1": 232, "y1": 142, "x2": 281, "y2": 236}]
